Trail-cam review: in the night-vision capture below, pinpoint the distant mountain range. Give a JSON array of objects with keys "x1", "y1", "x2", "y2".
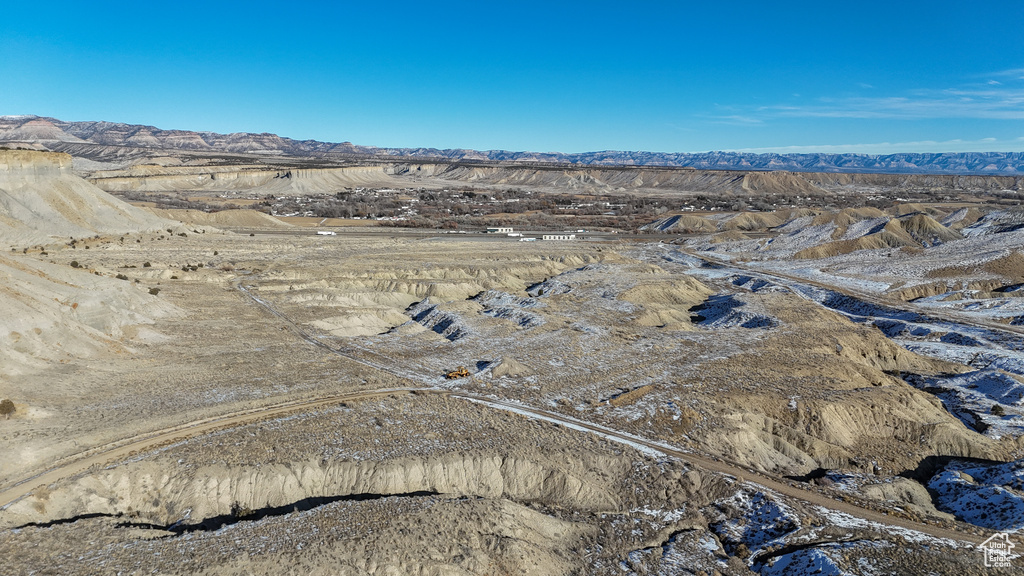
[{"x1": 2, "y1": 115, "x2": 1021, "y2": 175}]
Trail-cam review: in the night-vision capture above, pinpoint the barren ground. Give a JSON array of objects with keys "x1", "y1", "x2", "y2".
[{"x1": 2, "y1": 149, "x2": 1023, "y2": 574}]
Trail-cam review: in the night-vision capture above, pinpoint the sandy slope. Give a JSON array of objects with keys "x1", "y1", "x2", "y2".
[
  {"x1": 145, "y1": 207, "x2": 291, "y2": 228},
  {"x1": 0, "y1": 150, "x2": 171, "y2": 246},
  {"x1": 0, "y1": 253, "x2": 180, "y2": 377},
  {"x1": 0, "y1": 150, "x2": 183, "y2": 377}
]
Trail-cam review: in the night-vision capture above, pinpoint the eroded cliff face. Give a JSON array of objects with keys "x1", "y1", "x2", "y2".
[
  {"x1": 84, "y1": 158, "x2": 1023, "y2": 198},
  {"x1": 0, "y1": 150, "x2": 174, "y2": 245},
  {"x1": 89, "y1": 164, "x2": 413, "y2": 194},
  {"x1": 0, "y1": 149, "x2": 73, "y2": 181},
  {"x1": 0, "y1": 150, "x2": 184, "y2": 378},
  {"x1": 3, "y1": 451, "x2": 629, "y2": 529}
]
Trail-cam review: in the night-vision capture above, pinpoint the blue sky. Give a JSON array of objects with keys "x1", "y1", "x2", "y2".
[{"x1": 1, "y1": 1, "x2": 1022, "y2": 154}]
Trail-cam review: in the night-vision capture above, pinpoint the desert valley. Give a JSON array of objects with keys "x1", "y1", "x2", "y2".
[{"x1": 0, "y1": 116, "x2": 1023, "y2": 575}]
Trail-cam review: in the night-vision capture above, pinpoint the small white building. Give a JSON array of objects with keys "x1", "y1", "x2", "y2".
[
  {"x1": 542, "y1": 234, "x2": 576, "y2": 241},
  {"x1": 486, "y1": 227, "x2": 514, "y2": 234},
  {"x1": 316, "y1": 231, "x2": 337, "y2": 236}
]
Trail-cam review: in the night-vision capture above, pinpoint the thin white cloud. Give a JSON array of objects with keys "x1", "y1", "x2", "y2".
[
  {"x1": 709, "y1": 115, "x2": 763, "y2": 126},
  {"x1": 991, "y1": 67, "x2": 1024, "y2": 78},
  {"x1": 708, "y1": 73, "x2": 1024, "y2": 123},
  {"x1": 726, "y1": 137, "x2": 1024, "y2": 155},
  {"x1": 765, "y1": 88, "x2": 1024, "y2": 120}
]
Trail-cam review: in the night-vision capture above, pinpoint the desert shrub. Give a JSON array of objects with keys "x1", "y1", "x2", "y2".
[
  {"x1": 143, "y1": 262, "x2": 151, "y2": 267},
  {"x1": 231, "y1": 502, "x2": 254, "y2": 518},
  {"x1": 70, "y1": 260, "x2": 80, "y2": 268},
  {"x1": 992, "y1": 404, "x2": 1006, "y2": 416},
  {"x1": 115, "y1": 273, "x2": 129, "y2": 280},
  {"x1": 149, "y1": 287, "x2": 161, "y2": 296},
  {"x1": 0, "y1": 399, "x2": 15, "y2": 419}
]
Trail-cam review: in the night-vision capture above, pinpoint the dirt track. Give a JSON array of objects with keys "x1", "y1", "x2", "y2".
[
  {"x1": 688, "y1": 248, "x2": 1024, "y2": 339},
  {"x1": 0, "y1": 388, "x2": 435, "y2": 510}
]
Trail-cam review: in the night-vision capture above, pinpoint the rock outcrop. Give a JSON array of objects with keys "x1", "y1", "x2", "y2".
[{"x1": 0, "y1": 150, "x2": 171, "y2": 246}]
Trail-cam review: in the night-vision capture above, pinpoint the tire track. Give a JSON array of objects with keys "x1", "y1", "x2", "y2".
[{"x1": 0, "y1": 388, "x2": 442, "y2": 510}]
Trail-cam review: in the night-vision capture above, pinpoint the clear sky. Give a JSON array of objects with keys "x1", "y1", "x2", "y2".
[{"x1": 1, "y1": 1, "x2": 1022, "y2": 154}]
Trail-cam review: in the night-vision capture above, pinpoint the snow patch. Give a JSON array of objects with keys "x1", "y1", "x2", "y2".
[{"x1": 928, "y1": 459, "x2": 1024, "y2": 531}]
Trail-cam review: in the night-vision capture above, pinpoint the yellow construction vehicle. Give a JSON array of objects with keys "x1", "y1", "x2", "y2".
[{"x1": 445, "y1": 366, "x2": 470, "y2": 379}]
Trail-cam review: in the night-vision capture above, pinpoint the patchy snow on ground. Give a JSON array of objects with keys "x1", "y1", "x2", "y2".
[
  {"x1": 758, "y1": 546, "x2": 850, "y2": 576},
  {"x1": 818, "y1": 472, "x2": 886, "y2": 493},
  {"x1": 754, "y1": 222, "x2": 838, "y2": 258},
  {"x1": 903, "y1": 369, "x2": 1024, "y2": 438},
  {"x1": 405, "y1": 298, "x2": 471, "y2": 341},
  {"x1": 810, "y1": 507, "x2": 968, "y2": 547},
  {"x1": 622, "y1": 530, "x2": 727, "y2": 576},
  {"x1": 712, "y1": 489, "x2": 800, "y2": 555},
  {"x1": 525, "y1": 277, "x2": 572, "y2": 297},
  {"x1": 840, "y1": 217, "x2": 889, "y2": 241},
  {"x1": 901, "y1": 340, "x2": 1024, "y2": 374},
  {"x1": 928, "y1": 459, "x2": 1024, "y2": 532},
  {"x1": 731, "y1": 274, "x2": 788, "y2": 294},
  {"x1": 962, "y1": 209, "x2": 1024, "y2": 237},
  {"x1": 471, "y1": 289, "x2": 546, "y2": 328},
  {"x1": 731, "y1": 228, "x2": 1024, "y2": 298},
  {"x1": 690, "y1": 293, "x2": 778, "y2": 329},
  {"x1": 942, "y1": 207, "x2": 971, "y2": 227},
  {"x1": 659, "y1": 249, "x2": 704, "y2": 268}
]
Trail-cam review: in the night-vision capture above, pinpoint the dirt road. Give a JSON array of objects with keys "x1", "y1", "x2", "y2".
[
  {"x1": 0, "y1": 388, "x2": 438, "y2": 510},
  {"x1": 687, "y1": 248, "x2": 1024, "y2": 339}
]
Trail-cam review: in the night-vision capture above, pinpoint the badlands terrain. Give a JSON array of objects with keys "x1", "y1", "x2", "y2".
[{"x1": 0, "y1": 131, "x2": 1023, "y2": 575}]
